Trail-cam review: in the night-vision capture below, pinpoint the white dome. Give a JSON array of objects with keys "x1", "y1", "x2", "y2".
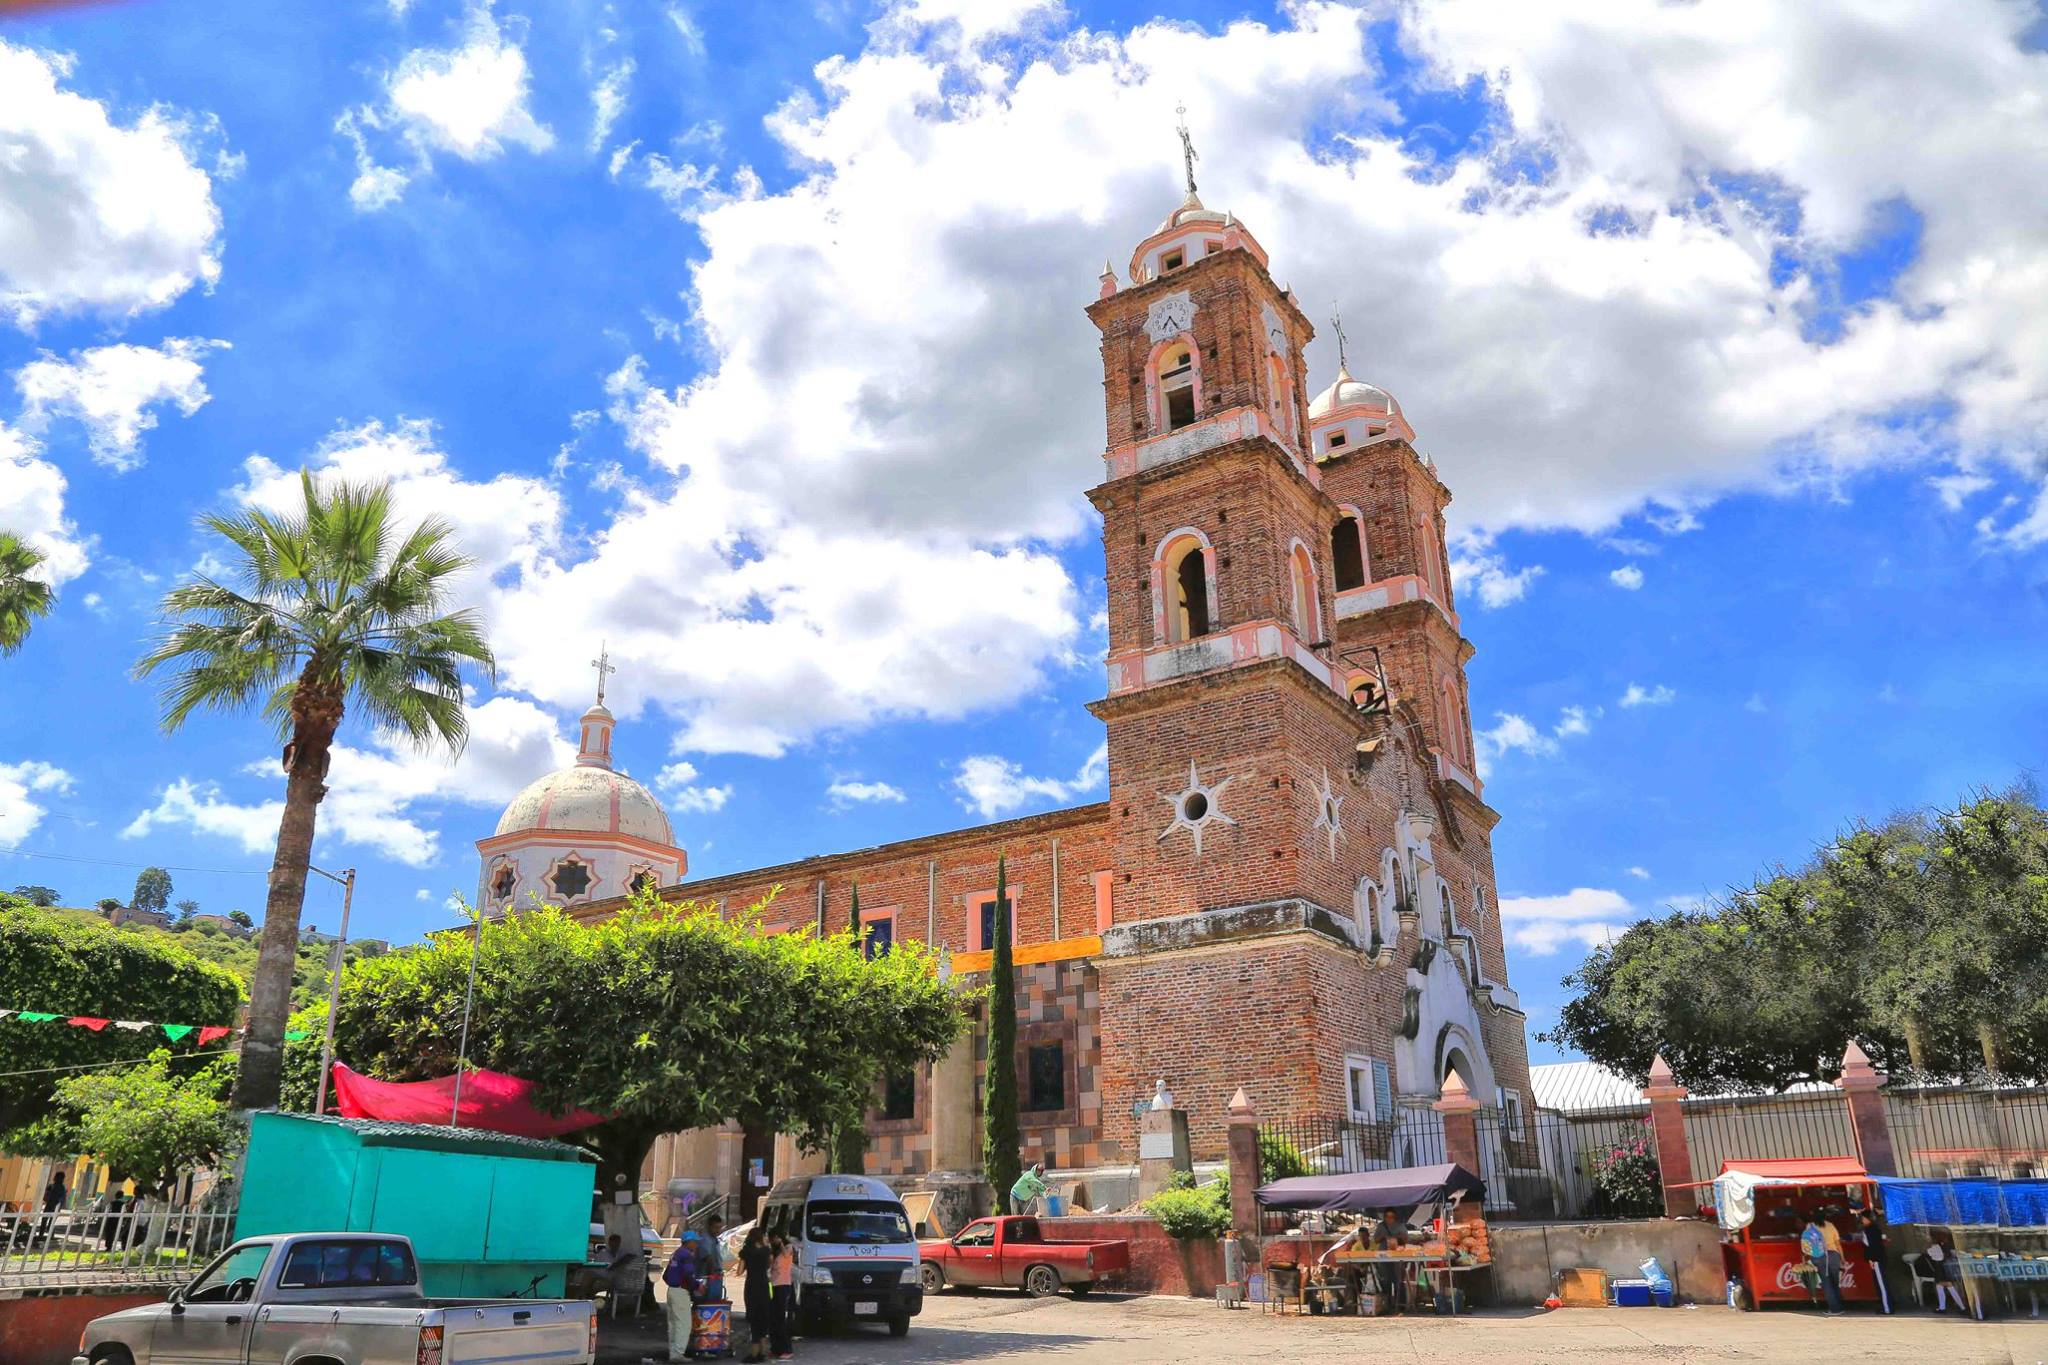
[
  {"x1": 1309, "y1": 369, "x2": 1399, "y2": 421},
  {"x1": 495, "y1": 763, "x2": 675, "y2": 845},
  {"x1": 1155, "y1": 190, "x2": 1229, "y2": 234}
]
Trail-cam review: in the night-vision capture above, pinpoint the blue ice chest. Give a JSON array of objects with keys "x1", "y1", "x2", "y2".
[{"x1": 1612, "y1": 1279, "x2": 1653, "y2": 1307}]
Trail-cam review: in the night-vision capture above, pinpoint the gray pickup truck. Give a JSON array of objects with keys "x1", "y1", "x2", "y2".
[{"x1": 73, "y1": 1231, "x2": 595, "y2": 1365}]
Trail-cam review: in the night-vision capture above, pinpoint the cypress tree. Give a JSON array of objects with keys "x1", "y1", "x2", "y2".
[
  {"x1": 982, "y1": 854, "x2": 1022, "y2": 1210},
  {"x1": 833, "y1": 883, "x2": 871, "y2": 1175}
]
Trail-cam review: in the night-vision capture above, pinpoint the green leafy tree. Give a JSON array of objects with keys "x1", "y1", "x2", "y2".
[
  {"x1": 174, "y1": 899, "x2": 200, "y2": 922},
  {"x1": 97, "y1": 898, "x2": 124, "y2": 915},
  {"x1": 274, "y1": 892, "x2": 962, "y2": 1194},
  {"x1": 51, "y1": 1051, "x2": 240, "y2": 1197},
  {"x1": 0, "y1": 531, "x2": 54, "y2": 656},
  {"x1": 831, "y1": 883, "x2": 869, "y2": 1174},
  {"x1": 1545, "y1": 786, "x2": 2048, "y2": 1089},
  {"x1": 0, "y1": 896, "x2": 243, "y2": 1136},
  {"x1": 12, "y1": 886, "x2": 60, "y2": 908},
  {"x1": 131, "y1": 868, "x2": 173, "y2": 916},
  {"x1": 228, "y1": 909, "x2": 254, "y2": 929},
  {"x1": 137, "y1": 472, "x2": 495, "y2": 1111},
  {"x1": 982, "y1": 855, "x2": 1021, "y2": 1211}
]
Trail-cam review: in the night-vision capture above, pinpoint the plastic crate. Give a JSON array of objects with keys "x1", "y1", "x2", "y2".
[
  {"x1": 1651, "y1": 1286, "x2": 1675, "y2": 1307},
  {"x1": 1612, "y1": 1279, "x2": 1652, "y2": 1307}
]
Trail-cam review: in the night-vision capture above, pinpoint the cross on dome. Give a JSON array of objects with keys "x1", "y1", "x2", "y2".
[
  {"x1": 591, "y1": 643, "x2": 616, "y2": 706},
  {"x1": 1175, "y1": 102, "x2": 1199, "y2": 196}
]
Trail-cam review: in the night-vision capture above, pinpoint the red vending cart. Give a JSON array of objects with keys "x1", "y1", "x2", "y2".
[{"x1": 1702, "y1": 1157, "x2": 1880, "y2": 1310}]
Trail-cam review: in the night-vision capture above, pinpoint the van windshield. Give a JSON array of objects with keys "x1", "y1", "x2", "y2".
[{"x1": 806, "y1": 1200, "x2": 911, "y2": 1245}]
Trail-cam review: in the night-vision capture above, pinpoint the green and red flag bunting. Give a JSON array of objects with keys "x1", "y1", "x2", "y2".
[{"x1": 0, "y1": 1008, "x2": 298, "y2": 1044}]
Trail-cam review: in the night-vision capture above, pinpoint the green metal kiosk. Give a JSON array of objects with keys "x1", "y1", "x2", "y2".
[{"x1": 236, "y1": 1112, "x2": 596, "y2": 1298}]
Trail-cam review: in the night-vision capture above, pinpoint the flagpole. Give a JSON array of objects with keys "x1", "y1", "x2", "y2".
[
  {"x1": 309, "y1": 865, "x2": 356, "y2": 1117},
  {"x1": 450, "y1": 905, "x2": 483, "y2": 1127}
]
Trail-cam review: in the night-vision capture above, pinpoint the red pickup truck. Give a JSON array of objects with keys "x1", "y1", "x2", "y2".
[{"x1": 917, "y1": 1215, "x2": 1129, "y2": 1298}]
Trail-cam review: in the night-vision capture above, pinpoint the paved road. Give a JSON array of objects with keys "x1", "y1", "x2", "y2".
[{"x1": 602, "y1": 1287, "x2": 2048, "y2": 1363}]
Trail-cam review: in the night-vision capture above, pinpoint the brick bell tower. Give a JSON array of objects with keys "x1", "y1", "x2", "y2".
[{"x1": 1085, "y1": 129, "x2": 1531, "y2": 1166}]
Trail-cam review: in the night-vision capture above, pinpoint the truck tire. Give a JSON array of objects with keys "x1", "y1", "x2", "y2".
[
  {"x1": 888, "y1": 1314, "x2": 911, "y2": 1337},
  {"x1": 1023, "y1": 1264, "x2": 1062, "y2": 1298},
  {"x1": 1068, "y1": 1282, "x2": 1094, "y2": 1299},
  {"x1": 88, "y1": 1350, "x2": 134, "y2": 1365},
  {"x1": 918, "y1": 1262, "x2": 944, "y2": 1294}
]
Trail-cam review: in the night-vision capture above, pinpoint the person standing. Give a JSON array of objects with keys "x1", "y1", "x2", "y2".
[
  {"x1": 37, "y1": 1169, "x2": 67, "y2": 1245},
  {"x1": 1857, "y1": 1209, "x2": 1891, "y2": 1314},
  {"x1": 698, "y1": 1215, "x2": 727, "y2": 1304},
  {"x1": 768, "y1": 1232, "x2": 796, "y2": 1360},
  {"x1": 662, "y1": 1235, "x2": 699, "y2": 1363},
  {"x1": 738, "y1": 1227, "x2": 772, "y2": 1362},
  {"x1": 1373, "y1": 1207, "x2": 1411, "y2": 1314},
  {"x1": 1800, "y1": 1214, "x2": 1843, "y2": 1314},
  {"x1": 1009, "y1": 1163, "x2": 1049, "y2": 1215},
  {"x1": 1818, "y1": 1211, "x2": 1847, "y2": 1315}
]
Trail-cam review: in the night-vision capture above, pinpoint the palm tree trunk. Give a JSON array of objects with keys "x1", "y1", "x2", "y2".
[{"x1": 231, "y1": 694, "x2": 339, "y2": 1111}]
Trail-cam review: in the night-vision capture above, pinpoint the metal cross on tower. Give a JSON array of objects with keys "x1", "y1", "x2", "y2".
[
  {"x1": 1175, "y1": 102, "x2": 1199, "y2": 196},
  {"x1": 1332, "y1": 307, "x2": 1350, "y2": 372},
  {"x1": 591, "y1": 643, "x2": 616, "y2": 706}
]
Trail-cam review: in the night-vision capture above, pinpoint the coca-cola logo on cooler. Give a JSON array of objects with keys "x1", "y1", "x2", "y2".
[{"x1": 1774, "y1": 1261, "x2": 1856, "y2": 1291}]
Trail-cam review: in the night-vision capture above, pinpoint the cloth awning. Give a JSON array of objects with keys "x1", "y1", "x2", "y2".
[
  {"x1": 330, "y1": 1061, "x2": 605, "y2": 1139},
  {"x1": 1877, "y1": 1178, "x2": 2048, "y2": 1229},
  {"x1": 1255, "y1": 1163, "x2": 1485, "y2": 1215}
]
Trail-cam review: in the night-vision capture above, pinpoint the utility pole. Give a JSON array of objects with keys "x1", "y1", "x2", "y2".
[{"x1": 310, "y1": 865, "x2": 357, "y2": 1117}]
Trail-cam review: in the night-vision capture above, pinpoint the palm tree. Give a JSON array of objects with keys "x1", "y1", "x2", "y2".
[
  {"x1": 0, "y1": 532, "x2": 55, "y2": 655},
  {"x1": 137, "y1": 472, "x2": 494, "y2": 1110}
]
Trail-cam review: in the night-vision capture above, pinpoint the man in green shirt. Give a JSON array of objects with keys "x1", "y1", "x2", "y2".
[{"x1": 1010, "y1": 1163, "x2": 1050, "y2": 1214}]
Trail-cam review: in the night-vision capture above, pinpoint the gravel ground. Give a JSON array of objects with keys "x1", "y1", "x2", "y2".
[{"x1": 597, "y1": 1284, "x2": 2048, "y2": 1364}]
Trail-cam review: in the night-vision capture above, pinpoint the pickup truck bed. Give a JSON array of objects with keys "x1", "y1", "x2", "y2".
[
  {"x1": 75, "y1": 1232, "x2": 594, "y2": 1365},
  {"x1": 917, "y1": 1215, "x2": 1129, "y2": 1298}
]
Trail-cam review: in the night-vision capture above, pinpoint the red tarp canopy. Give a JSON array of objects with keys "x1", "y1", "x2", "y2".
[
  {"x1": 1717, "y1": 1156, "x2": 1871, "y2": 1185},
  {"x1": 330, "y1": 1062, "x2": 604, "y2": 1139}
]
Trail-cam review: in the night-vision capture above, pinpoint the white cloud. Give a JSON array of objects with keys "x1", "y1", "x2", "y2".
[
  {"x1": 1498, "y1": 886, "x2": 1636, "y2": 956},
  {"x1": 0, "y1": 421, "x2": 90, "y2": 586},
  {"x1": 1450, "y1": 537, "x2": 1544, "y2": 609},
  {"x1": 951, "y1": 741, "x2": 1106, "y2": 820},
  {"x1": 827, "y1": 778, "x2": 907, "y2": 808},
  {"x1": 0, "y1": 759, "x2": 74, "y2": 843},
  {"x1": 1620, "y1": 683, "x2": 1676, "y2": 708},
  {"x1": 126, "y1": 697, "x2": 577, "y2": 866},
  {"x1": 589, "y1": 59, "x2": 633, "y2": 151},
  {"x1": 0, "y1": 40, "x2": 223, "y2": 327},
  {"x1": 122, "y1": 778, "x2": 281, "y2": 854},
  {"x1": 15, "y1": 338, "x2": 226, "y2": 470},
  {"x1": 1608, "y1": 564, "x2": 1644, "y2": 591},
  {"x1": 1473, "y1": 705, "x2": 1592, "y2": 777},
  {"x1": 1624, "y1": 865, "x2": 1651, "y2": 880},
  {"x1": 1929, "y1": 471, "x2": 1993, "y2": 511},
  {"x1": 339, "y1": 2, "x2": 552, "y2": 209},
  {"x1": 666, "y1": 6, "x2": 707, "y2": 59},
  {"x1": 655, "y1": 761, "x2": 732, "y2": 814}
]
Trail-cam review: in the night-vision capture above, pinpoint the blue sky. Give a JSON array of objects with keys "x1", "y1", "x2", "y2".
[{"x1": 1, "y1": 0, "x2": 2044, "y2": 1061}]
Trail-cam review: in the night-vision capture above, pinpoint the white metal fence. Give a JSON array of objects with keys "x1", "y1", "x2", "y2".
[{"x1": 0, "y1": 1204, "x2": 236, "y2": 1289}]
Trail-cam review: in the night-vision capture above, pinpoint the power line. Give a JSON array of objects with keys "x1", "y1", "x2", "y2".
[
  {"x1": 0, "y1": 847, "x2": 269, "y2": 877},
  {"x1": 0, "y1": 1048, "x2": 238, "y2": 1081}
]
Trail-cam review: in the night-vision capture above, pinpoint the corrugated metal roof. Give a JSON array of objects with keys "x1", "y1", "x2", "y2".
[
  {"x1": 265, "y1": 1111, "x2": 596, "y2": 1162},
  {"x1": 1530, "y1": 1061, "x2": 1839, "y2": 1113}
]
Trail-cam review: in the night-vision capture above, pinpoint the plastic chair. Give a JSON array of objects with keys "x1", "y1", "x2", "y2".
[{"x1": 1903, "y1": 1253, "x2": 1935, "y2": 1309}]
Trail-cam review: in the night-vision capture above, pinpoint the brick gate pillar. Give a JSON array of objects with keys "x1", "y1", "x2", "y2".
[
  {"x1": 1225, "y1": 1086, "x2": 1261, "y2": 1245},
  {"x1": 1433, "y1": 1071, "x2": 1483, "y2": 1178},
  {"x1": 1644, "y1": 1055, "x2": 1697, "y2": 1219},
  {"x1": 1836, "y1": 1040, "x2": 1897, "y2": 1177}
]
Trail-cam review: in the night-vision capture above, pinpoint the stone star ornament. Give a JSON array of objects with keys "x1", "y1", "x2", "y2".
[
  {"x1": 1311, "y1": 766, "x2": 1344, "y2": 859},
  {"x1": 1159, "y1": 759, "x2": 1236, "y2": 854}
]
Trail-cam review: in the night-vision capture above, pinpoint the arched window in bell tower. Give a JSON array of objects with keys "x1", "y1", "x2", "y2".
[
  {"x1": 1165, "y1": 536, "x2": 1211, "y2": 643},
  {"x1": 1287, "y1": 541, "x2": 1319, "y2": 639},
  {"x1": 1156, "y1": 341, "x2": 1197, "y2": 432},
  {"x1": 1331, "y1": 515, "x2": 1366, "y2": 592}
]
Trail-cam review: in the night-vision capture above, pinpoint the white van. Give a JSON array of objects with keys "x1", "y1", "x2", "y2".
[{"x1": 757, "y1": 1174, "x2": 922, "y2": 1338}]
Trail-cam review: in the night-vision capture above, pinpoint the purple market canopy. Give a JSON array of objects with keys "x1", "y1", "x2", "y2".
[{"x1": 1255, "y1": 1163, "x2": 1486, "y2": 1215}]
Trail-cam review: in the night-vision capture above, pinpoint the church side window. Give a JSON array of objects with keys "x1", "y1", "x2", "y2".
[
  {"x1": 548, "y1": 857, "x2": 593, "y2": 903},
  {"x1": 490, "y1": 865, "x2": 516, "y2": 904},
  {"x1": 1331, "y1": 516, "x2": 1366, "y2": 591}
]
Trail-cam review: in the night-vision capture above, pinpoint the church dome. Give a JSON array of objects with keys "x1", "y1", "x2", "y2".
[
  {"x1": 494, "y1": 762, "x2": 675, "y2": 845},
  {"x1": 1309, "y1": 368, "x2": 1400, "y2": 421},
  {"x1": 1155, "y1": 190, "x2": 1230, "y2": 235}
]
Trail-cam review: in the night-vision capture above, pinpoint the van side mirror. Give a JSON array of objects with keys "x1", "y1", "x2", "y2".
[{"x1": 167, "y1": 1287, "x2": 185, "y2": 1314}]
